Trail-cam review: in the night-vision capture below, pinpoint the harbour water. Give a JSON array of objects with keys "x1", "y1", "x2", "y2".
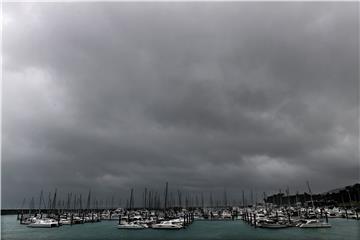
[{"x1": 1, "y1": 215, "x2": 359, "y2": 240}]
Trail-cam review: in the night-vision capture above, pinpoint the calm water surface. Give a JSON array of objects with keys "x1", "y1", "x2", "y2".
[{"x1": 1, "y1": 215, "x2": 359, "y2": 240}]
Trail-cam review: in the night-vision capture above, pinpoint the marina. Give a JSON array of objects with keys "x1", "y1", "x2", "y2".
[
  {"x1": 2, "y1": 212, "x2": 359, "y2": 240},
  {"x1": 2, "y1": 182, "x2": 359, "y2": 239}
]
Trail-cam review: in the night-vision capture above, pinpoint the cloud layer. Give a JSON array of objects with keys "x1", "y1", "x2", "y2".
[{"x1": 2, "y1": 2, "x2": 359, "y2": 208}]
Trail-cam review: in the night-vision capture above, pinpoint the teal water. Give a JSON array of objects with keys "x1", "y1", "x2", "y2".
[{"x1": 1, "y1": 215, "x2": 359, "y2": 240}]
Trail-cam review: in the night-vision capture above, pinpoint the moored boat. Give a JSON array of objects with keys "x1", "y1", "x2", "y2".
[
  {"x1": 117, "y1": 222, "x2": 146, "y2": 229},
  {"x1": 298, "y1": 219, "x2": 331, "y2": 228},
  {"x1": 27, "y1": 219, "x2": 59, "y2": 228},
  {"x1": 151, "y1": 221, "x2": 183, "y2": 229},
  {"x1": 258, "y1": 219, "x2": 289, "y2": 229}
]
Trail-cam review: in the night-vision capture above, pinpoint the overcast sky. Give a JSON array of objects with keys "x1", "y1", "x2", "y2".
[{"x1": 2, "y1": 2, "x2": 359, "y2": 208}]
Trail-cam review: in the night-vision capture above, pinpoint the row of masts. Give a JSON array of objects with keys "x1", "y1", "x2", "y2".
[{"x1": 19, "y1": 181, "x2": 333, "y2": 213}]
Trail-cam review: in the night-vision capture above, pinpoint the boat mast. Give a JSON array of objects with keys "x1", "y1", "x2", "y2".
[
  {"x1": 111, "y1": 195, "x2": 114, "y2": 210},
  {"x1": 223, "y1": 188, "x2": 228, "y2": 207},
  {"x1": 86, "y1": 190, "x2": 91, "y2": 210},
  {"x1": 201, "y1": 192, "x2": 204, "y2": 208},
  {"x1": 20, "y1": 198, "x2": 26, "y2": 213},
  {"x1": 29, "y1": 197, "x2": 34, "y2": 215},
  {"x1": 52, "y1": 189, "x2": 57, "y2": 212},
  {"x1": 250, "y1": 190, "x2": 253, "y2": 206},
  {"x1": 263, "y1": 192, "x2": 267, "y2": 211},
  {"x1": 242, "y1": 190, "x2": 245, "y2": 208},
  {"x1": 38, "y1": 190, "x2": 43, "y2": 214},
  {"x1": 177, "y1": 190, "x2": 182, "y2": 208},
  {"x1": 164, "y1": 182, "x2": 168, "y2": 210},
  {"x1": 129, "y1": 188, "x2": 134, "y2": 210},
  {"x1": 306, "y1": 181, "x2": 315, "y2": 209},
  {"x1": 144, "y1": 188, "x2": 147, "y2": 209},
  {"x1": 286, "y1": 186, "x2": 290, "y2": 207}
]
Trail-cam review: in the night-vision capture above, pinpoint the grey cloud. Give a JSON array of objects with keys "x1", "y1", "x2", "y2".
[{"x1": 2, "y1": 2, "x2": 358, "y2": 208}]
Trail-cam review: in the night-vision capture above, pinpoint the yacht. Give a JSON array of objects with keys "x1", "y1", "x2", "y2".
[
  {"x1": 21, "y1": 217, "x2": 37, "y2": 225},
  {"x1": 221, "y1": 211, "x2": 232, "y2": 219},
  {"x1": 151, "y1": 221, "x2": 183, "y2": 229},
  {"x1": 298, "y1": 219, "x2": 331, "y2": 228},
  {"x1": 258, "y1": 219, "x2": 289, "y2": 229},
  {"x1": 327, "y1": 208, "x2": 341, "y2": 218},
  {"x1": 117, "y1": 222, "x2": 146, "y2": 229},
  {"x1": 27, "y1": 219, "x2": 59, "y2": 228},
  {"x1": 59, "y1": 218, "x2": 72, "y2": 225},
  {"x1": 167, "y1": 218, "x2": 184, "y2": 225}
]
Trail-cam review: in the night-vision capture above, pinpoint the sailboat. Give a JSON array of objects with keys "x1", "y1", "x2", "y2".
[
  {"x1": 298, "y1": 219, "x2": 331, "y2": 228},
  {"x1": 151, "y1": 221, "x2": 183, "y2": 229},
  {"x1": 27, "y1": 219, "x2": 59, "y2": 228},
  {"x1": 117, "y1": 221, "x2": 147, "y2": 229}
]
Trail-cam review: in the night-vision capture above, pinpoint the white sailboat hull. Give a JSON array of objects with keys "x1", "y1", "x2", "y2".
[
  {"x1": 299, "y1": 223, "x2": 331, "y2": 228},
  {"x1": 151, "y1": 224, "x2": 182, "y2": 229},
  {"x1": 117, "y1": 224, "x2": 145, "y2": 229}
]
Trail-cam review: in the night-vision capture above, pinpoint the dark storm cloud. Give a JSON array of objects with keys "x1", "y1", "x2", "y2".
[{"x1": 2, "y1": 2, "x2": 358, "y2": 208}]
